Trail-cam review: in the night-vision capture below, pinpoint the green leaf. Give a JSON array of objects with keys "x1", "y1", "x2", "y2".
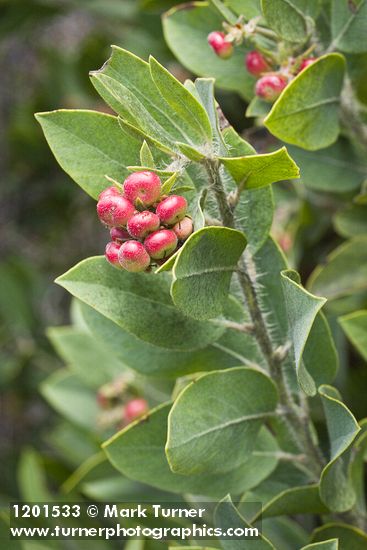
[
  {"x1": 319, "y1": 385, "x2": 361, "y2": 512},
  {"x1": 287, "y1": 138, "x2": 367, "y2": 193},
  {"x1": 47, "y1": 326, "x2": 125, "y2": 388},
  {"x1": 35, "y1": 110, "x2": 140, "y2": 199},
  {"x1": 56, "y1": 257, "x2": 224, "y2": 351},
  {"x1": 246, "y1": 96, "x2": 272, "y2": 118},
  {"x1": 330, "y1": 0, "x2": 367, "y2": 53},
  {"x1": 79, "y1": 299, "x2": 261, "y2": 378},
  {"x1": 104, "y1": 403, "x2": 279, "y2": 497},
  {"x1": 307, "y1": 237, "x2": 367, "y2": 300},
  {"x1": 149, "y1": 56, "x2": 212, "y2": 145},
  {"x1": 140, "y1": 141, "x2": 155, "y2": 167},
  {"x1": 334, "y1": 205, "x2": 367, "y2": 237},
  {"x1": 160, "y1": 172, "x2": 179, "y2": 195},
  {"x1": 312, "y1": 523, "x2": 367, "y2": 550},
  {"x1": 255, "y1": 484, "x2": 329, "y2": 520},
  {"x1": 40, "y1": 370, "x2": 99, "y2": 430},
  {"x1": 163, "y1": 2, "x2": 255, "y2": 100},
  {"x1": 264, "y1": 54, "x2": 346, "y2": 150},
  {"x1": 301, "y1": 541, "x2": 339, "y2": 550},
  {"x1": 280, "y1": 270, "x2": 336, "y2": 395},
  {"x1": 18, "y1": 449, "x2": 52, "y2": 502},
  {"x1": 171, "y1": 226, "x2": 247, "y2": 320},
  {"x1": 215, "y1": 496, "x2": 275, "y2": 549},
  {"x1": 90, "y1": 46, "x2": 209, "y2": 151},
  {"x1": 221, "y1": 126, "x2": 274, "y2": 253},
  {"x1": 261, "y1": 0, "x2": 308, "y2": 43},
  {"x1": 339, "y1": 310, "x2": 367, "y2": 361},
  {"x1": 229, "y1": 0, "x2": 262, "y2": 17},
  {"x1": 220, "y1": 147, "x2": 299, "y2": 190},
  {"x1": 166, "y1": 367, "x2": 278, "y2": 475}
]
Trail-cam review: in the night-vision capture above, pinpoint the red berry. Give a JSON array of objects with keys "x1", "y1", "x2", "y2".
[
  {"x1": 105, "y1": 241, "x2": 122, "y2": 268},
  {"x1": 173, "y1": 216, "x2": 193, "y2": 241},
  {"x1": 144, "y1": 229, "x2": 178, "y2": 260},
  {"x1": 110, "y1": 227, "x2": 131, "y2": 243},
  {"x1": 118, "y1": 240, "x2": 150, "y2": 272},
  {"x1": 127, "y1": 211, "x2": 160, "y2": 240},
  {"x1": 299, "y1": 57, "x2": 315, "y2": 72},
  {"x1": 97, "y1": 195, "x2": 135, "y2": 227},
  {"x1": 255, "y1": 74, "x2": 287, "y2": 102},
  {"x1": 123, "y1": 171, "x2": 161, "y2": 207},
  {"x1": 245, "y1": 51, "x2": 270, "y2": 76},
  {"x1": 156, "y1": 195, "x2": 187, "y2": 226},
  {"x1": 98, "y1": 186, "x2": 122, "y2": 201},
  {"x1": 207, "y1": 31, "x2": 233, "y2": 59},
  {"x1": 123, "y1": 398, "x2": 148, "y2": 424}
]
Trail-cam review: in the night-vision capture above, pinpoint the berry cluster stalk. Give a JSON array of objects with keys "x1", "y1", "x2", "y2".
[{"x1": 205, "y1": 159, "x2": 325, "y2": 479}]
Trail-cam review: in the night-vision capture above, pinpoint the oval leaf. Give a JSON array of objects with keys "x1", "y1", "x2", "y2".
[
  {"x1": 264, "y1": 54, "x2": 346, "y2": 150},
  {"x1": 171, "y1": 226, "x2": 247, "y2": 320},
  {"x1": 56, "y1": 256, "x2": 224, "y2": 351},
  {"x1": 166, "y1": 367, "x2": 278, "y2": 475}
]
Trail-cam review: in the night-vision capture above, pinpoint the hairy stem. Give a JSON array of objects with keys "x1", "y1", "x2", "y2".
[
  {"x1": 340, "y1": 78, "x2": 367, "y2": 153},
  {"x1": 205, "y1": 159, "x2": 325, "y2": 477}
]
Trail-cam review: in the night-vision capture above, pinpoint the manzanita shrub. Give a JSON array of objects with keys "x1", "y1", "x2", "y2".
[{"x1": 36, "y1": 1, "x2": 367, "y2": 548}]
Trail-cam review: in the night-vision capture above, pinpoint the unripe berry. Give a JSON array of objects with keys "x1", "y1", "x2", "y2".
[
  {"x1": 255, "y1": 74, "x2": 287, "y2": 102},
  {"x1": 123, "y1": 171, "x2": 161, "y2": 207},
  {"x1": 127, "y1": 211, "x2": 160, "y2": 240},
  {"x1": 110, "y1": 227, "x2": 130, "y2": 243},
  {"x1": 207, "y1": 31, "x2": 233, "y2": 59},
  {"x1": 144, "y1": 229, "x2": 178, "y2": 260},
  {"x1": 97, "y1": 195, "x2": 135, "y2": 227},
  {"x1": 299, "y1": 57, "x2": 315, "y2": 72},
  {"x1": 173, "y1": 216, "x2": 193, "y2": 241},
  {"x1": 105, "y1": 241, "x2": 122, "y2": 268},
  {"x1": 98, "y1": 185, "x2": 122, "y2": 201},
  {"x1": 123, "y1": 398, "x2": 149, "y2": 424},
  {"x1": 156, "y1": 195, "x2": 187, "y2": 226},
  {"x1": 118, "y1": 240, "x2": 151, "y2": 272},
  {"x1": 245, "y1": 51, "x2": 270, "y2": 76}
]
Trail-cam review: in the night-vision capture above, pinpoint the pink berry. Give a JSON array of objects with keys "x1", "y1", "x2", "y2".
[
  {"x1": 123, "y1": 171, "x2": 161, "y2": 207},
  {"x1": 207, "y1": 31, "x2": 233, "y2": 59},
  {"x1": 105, "y1": 241, "x2": 122, "y2": 268},
  {"x1": 255, "y1": 74, "x2": 287, "y2": 102},
  {"x1": 173, "y1": 216, "x2": 193, "y2": 241},
  {"x1": 245, "y1": 51, "x2": 270, "y2": 76},
  {"x1": 299, "y1": 57, "x2": 315, "y2": 72},
  {"x1": 156, "y1": 195, "x2": 187, "y2": 226},
  {"x1": 118, "y1": 240, "x2": 151, "y2": 272},
  {"x1": 98, "y1": 186, "x2": 122, "y2": 200},
  {"x1": 110, "y1": 227, "x2": 131, "y2": 243},
  {"x1": 144, "y1": 229, "x2": 178, "y2": 260},
  {"x1": 127, "y1": 211, "x2": 160, "y2": 240},
  {"x1": 97, "y1": 195, "x2": 135, "y2": 227},
  {"x1": 123, "y1": 398, "x2": 148, "y2": 424}
]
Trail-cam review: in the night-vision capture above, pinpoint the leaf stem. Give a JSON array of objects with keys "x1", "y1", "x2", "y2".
[
  {"x1": 340, "y1": 78, "x2": 367, "y2": 152},
  {"x1": 205, "y1": 159, "x2": 325, "y2": 478}
]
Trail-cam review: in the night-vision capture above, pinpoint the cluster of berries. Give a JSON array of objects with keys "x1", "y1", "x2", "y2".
[
  {"x1": 97, "y1": 171, "x2": 193, "y2": 273},
  {"x1": 97, "y1": 376, "x2": 149, "y2": 428},
  {"x1": 207, "y1": 31, "x2": 315, "y2": 102}
]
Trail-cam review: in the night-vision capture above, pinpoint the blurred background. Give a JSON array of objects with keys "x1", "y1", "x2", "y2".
[{"x1": 0, "y1": 0, "x2": 249, "y2": 510}]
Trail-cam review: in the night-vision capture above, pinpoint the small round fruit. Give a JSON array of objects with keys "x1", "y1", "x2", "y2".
[
  {"x1": 207, "y1": 31, "x2": 233, "y2": 59},
  {"x1": 97, "y1": 195, "x2": 135, "y2": 227},
  {"x1": 173, "y1": 216, "x2": 193, "y2": 241},
  {"x1": 255, "y1": 74, "x2": 287, "y2": 102},
  {"x1": 144, "y1": 229, "x2": 178, "y2": 260},
  {"x1": 105, "y1": 241, "x2": 122, "y2": 268},
  {"x1": 110, "y1": 227, "x2": 131, "y2": 243},
  {"x1": 156, "y1": 195, "x2": 187, "y2": 226},
  {"x1": 299, "y1": 57, "x2": 315, "y2": 72},
  {"x1": 245, "y1": 51, "x2": 270, "y2": 76},
  {"x1": 123, "y1": 171, "x2": 161, "y2": 206},
  {"x1": 127, "y1": 210, "x2": 160, "y2": 240},
  {"x1": 124, "y1": 398, "x2": 149, "y2": 424},
  {"x1": 98, "y1": 185, "x2": 122, "y2": 200},
  {"x1": 118, "y1": 240, "x2": 151, "y2": 272}
]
